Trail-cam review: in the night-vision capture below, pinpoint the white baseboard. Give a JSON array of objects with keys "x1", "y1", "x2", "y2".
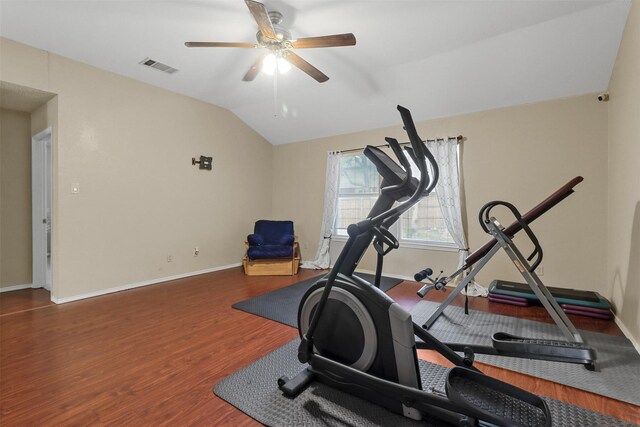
[
  {"x1": 52, "y1": 263, "x2": 242, "y2": 304},
  {"x1": 613, "y1": 315, "x2": 640, "y2": 355},
  {"x1": 0, "y1": 283, "x2": 34, "y2": 293}
]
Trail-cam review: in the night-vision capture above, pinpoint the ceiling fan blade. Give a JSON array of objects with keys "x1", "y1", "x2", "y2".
[
  {"x1": 185, "y1": 42, "x2": 257, "y2": 48},
  {"x1": 242, "y1": 53, "x2": 268, "y2": 81},
  {"x1": 283, "y1": 51, "x2": 329, "y2": 83},
  {"x1": 244, "y1": 0, "x2": 276, "y2": 40},
  {"x1": 291, "y1": 33, "x2": 356, "y2": 49}
]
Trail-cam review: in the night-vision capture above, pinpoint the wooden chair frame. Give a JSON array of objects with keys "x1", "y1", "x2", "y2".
[{"x1": 242, "y1": 238, "x2": 300, "y2": 276}]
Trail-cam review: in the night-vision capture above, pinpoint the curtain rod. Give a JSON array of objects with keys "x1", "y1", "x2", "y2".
[{"x1": 337, "y1": 135, "x2": 464, "y2": 155}]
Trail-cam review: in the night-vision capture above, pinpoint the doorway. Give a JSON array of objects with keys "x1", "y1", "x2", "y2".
[{"x1": 32, "y1": 127, "x2": 52, "y2": 291}]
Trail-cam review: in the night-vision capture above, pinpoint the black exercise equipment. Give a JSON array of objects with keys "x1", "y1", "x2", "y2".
[
  {"x1": 415, "y1": 177, "x2": 597, "y2": 370},
  {"x1": 278, "y1": 105, "x2": 552, "y2": 427}
]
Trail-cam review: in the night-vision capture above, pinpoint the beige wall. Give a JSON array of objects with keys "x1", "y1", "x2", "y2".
[
  {"x1": 607, "y1": 2, "x2": 640, "y2": 344},
  {"x1": 0, "y1": 108, "x2": 32, "y2": 287},
  {"x1": 274, "y1": 94, "x2": 608, "y2": 294},
  {"x1": 1, "y1": 37, "x2": 273, "y2": 301},
  {"x1": 31, "y1": 98, "x2": 57, "y2": 136}
]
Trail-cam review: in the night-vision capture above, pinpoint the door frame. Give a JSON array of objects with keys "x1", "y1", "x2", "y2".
[{"x1": 31, "y1": 127, "x2": 52, "y2": 291}]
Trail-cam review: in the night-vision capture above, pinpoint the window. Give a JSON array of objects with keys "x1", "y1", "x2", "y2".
[
  {"x1": 399, "y1": 155, "x2": 456, "y2": 246},
  {"x1": 334, "y1": 152, "x2": 455, "y2": 248},
  {"x1": 400, "y1": 193, "x2": 455, "y2": 245},
  {"x1": 334, "y1": 154, "x2": 380, "y2": 236}
]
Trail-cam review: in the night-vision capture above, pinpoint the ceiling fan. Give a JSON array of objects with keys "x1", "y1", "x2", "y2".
[{"x1": 185, "y1": 0, "x2": 356, "y2": 83}]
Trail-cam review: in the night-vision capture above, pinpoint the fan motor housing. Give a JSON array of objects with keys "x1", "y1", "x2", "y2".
[{"x1": 256, "y1": 10, "x2": 291, "y2": 47}]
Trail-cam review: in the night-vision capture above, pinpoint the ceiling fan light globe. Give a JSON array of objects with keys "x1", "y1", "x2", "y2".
[
  {"x1": 278, "y1": 57, "x2": 291, "y2": 74},
  {"x1": 262, "y1": 53, "x2": 277, "y2": 75}
]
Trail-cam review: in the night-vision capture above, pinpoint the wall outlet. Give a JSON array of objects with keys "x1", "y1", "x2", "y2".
[
  {"x1": 537, "y1": 265, "x2": 544, "y2": 276},
  {"x1": 194, "y1": 247, "x2": 199, "y2": 257},
  {"x1": 167, "y1": 254, "x2": 173, "y2": 263}
]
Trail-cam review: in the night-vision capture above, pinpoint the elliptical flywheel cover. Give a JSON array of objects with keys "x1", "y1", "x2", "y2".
[{"x1": 300, "y1": 285, "x2": 377, "y2": 371}]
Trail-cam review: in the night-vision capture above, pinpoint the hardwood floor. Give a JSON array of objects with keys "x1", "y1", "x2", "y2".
[
  {"x1": 0, "y1": 268, "x2": 638, "y2": 425},
  {"x1": 0, "y1": 287, "x2": 54, "y2": 317}
]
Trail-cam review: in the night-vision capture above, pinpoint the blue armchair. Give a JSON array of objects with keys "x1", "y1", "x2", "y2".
[{"x1": 243, "y1": 220, "x2": 300, "y2": 275}]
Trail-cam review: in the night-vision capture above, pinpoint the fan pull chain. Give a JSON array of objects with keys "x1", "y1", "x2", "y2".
[{"x1": 273, "y1": 66, "x2": 278, "y2": 117}]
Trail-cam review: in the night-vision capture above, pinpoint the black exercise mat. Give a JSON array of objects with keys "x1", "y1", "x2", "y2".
[
  {"x1": 410, "y1": 301, "x2": 640, "y2": 406},
  {"x1": 232, "y1": 273, "x2": 403, "y2": 327},
  {"x1": 214, "y1": 340, "x2": 636, "y2": 427}
]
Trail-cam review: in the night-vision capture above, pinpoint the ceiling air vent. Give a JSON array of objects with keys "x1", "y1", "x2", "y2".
[{"x1": 139, "y1": 58, "x2": 179, "y2": 74}]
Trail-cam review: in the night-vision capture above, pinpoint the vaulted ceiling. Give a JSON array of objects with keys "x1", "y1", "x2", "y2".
[{"x1": 0, "y1": 1, "x2": 631, "y2": 144}]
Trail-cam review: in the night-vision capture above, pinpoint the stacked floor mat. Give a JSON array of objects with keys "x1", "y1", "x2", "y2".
[{"x1": 488, "y1": 280, "x2": 613, "y2": 319}]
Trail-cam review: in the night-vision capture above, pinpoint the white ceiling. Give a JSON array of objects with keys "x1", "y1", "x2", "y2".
[{"x1": 0, "y1": 1, "x2": 631, "y2": 145}]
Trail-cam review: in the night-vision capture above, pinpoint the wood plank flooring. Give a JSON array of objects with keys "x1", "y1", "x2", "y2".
[
  {"x1": 0, "y1": 267, "x2": 638, "y2": 425},
  {"x1": 0, "y1": 287, "x2": 53, "y2": 317}
]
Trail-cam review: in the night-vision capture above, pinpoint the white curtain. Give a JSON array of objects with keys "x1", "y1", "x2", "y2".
[
  {"x1": 301, "y1": 151, "x2": 342, "y2": 269},
  {"x1": 426, "y1": 138, "x2": 487, "y2": 297}
]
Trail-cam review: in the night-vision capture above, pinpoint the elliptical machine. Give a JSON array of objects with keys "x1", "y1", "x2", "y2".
[{"x1": 278, "y1": 106, "x2": 552, "y2": 427}]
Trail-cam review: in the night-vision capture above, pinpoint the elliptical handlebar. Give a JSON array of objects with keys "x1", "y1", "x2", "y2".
[
  {"x1": 348, "y1": 105, "x2": 438, "y2": 238},
  {"x1": 389, "y1": 105, "x2": 440, "y2": 218},
  {"x1": 380, "y1": 137, "x2": 412, "y2": 195},
  {"x1": 421, "y1": 140, "x2": 439, "y2": 197},
  {"x1": 397, "y1": 105, "x2": 439, "y2": 198}
]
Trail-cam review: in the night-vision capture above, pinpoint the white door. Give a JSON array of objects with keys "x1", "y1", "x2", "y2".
[{"x1": 32, "y1": 127, "x2": 52, "y2": 290}]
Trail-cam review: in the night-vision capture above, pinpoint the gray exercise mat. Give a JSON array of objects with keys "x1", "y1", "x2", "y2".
[
  {"x1": 232, "y1": 273, "x2": 403, "y2": 327},
  {"x1": 410, "y1": 301, "x2": 640, "y2": 406},
  {"x1": 214, "y1": 340, "x2": 636, "y2": 427}
]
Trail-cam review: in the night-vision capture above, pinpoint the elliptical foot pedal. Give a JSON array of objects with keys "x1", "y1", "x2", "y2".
[
  {"x1": 446, "y1": 367, "x2": 551, "y2": 427},
  {"x1": 492, "y1": 332, "x2": 596, "y2": 367},
  {"x1": 278, "y1": 368, "x2": 315, "y2": 397}
]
